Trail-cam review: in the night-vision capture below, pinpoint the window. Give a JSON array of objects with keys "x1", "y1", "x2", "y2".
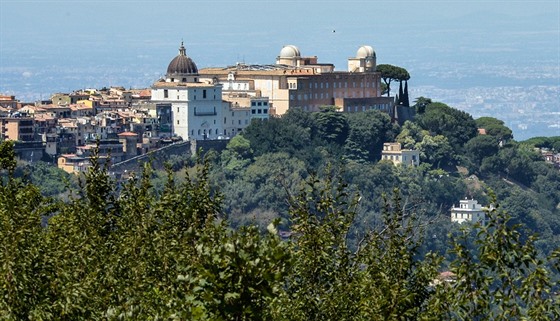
[
  {"x1": 251, "y1": 109, "x2": 256, "y2": 114},
  {"x1": 177, "y1": 120, "x2": 180, "y2": 124},
  {"x1": 164, "y1": 90, "x2": 168, "y2": 98},
  {"x1": 258, "y1": 109, "x2": 262, "y2": 114},
  {"x1": 203, "y1": 90, "x2": 207, "y2": 99},
  {"x1": 177, "y1": 107, "x2": 179, "y2": 112},
  {"x1": 263, "y1": 109, "x2": 268, "y2": 114}
]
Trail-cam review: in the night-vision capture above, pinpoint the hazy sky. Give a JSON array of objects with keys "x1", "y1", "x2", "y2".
[{"x1": 2, "y1": 0, "x2": 558, "y2": 68}]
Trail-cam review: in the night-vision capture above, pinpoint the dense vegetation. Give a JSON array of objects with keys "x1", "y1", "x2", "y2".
[
  {"x1": 2, "y1": 140, "x2": 559, "y2": 319},
  {"x1": 2, "y1": 99, "x2": 560, "y2": 319}
]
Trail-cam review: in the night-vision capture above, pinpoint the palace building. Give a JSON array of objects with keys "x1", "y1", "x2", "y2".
[
  {"x1": 151, "y1": 42, "x2": 395, "y2": 141},
  {"x1": 198, "y1": 44, "x2": 394, "y2": 116}
]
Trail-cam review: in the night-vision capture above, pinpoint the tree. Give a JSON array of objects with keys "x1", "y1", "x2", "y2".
[
  {"x1": 242, "y1": 114, "x2": 313, "y2": 158},
  {"x1": 416, "y1": 134, "x2": 455, "y2": 168},
  {"x1": 413, "y1": 97, "x2": 432, "y2": 114},
  {"x1": 377, "y1": 64, "x2": 410, "y2": 97},
  {"x1": 313, "y1": 106, "x2": 349, "y2": 146},
  {"x1": 415, "y1": 101, "x2": 478, "y2": 152},
  {"x1": 425, "y1": 195, "x2": 560, "y2": 320},
  {"x1": 345, "y1": 110, "x2": 394, "y2": 162},
  {"x1": 221, "y1": 135, "x2": 254, "y2": 176},
  {"x1": 475, "y1": 116, "x2": 513, "y2": 142},
  {"x1": 464, "y1": 135, "x2": 500, "y2": 169}
]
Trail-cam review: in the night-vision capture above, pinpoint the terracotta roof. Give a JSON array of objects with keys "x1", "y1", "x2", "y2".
[
  {"x1": 118, "y1": 131, "x2": 138, "y2": 137},
  {"x1": 138, "y1": 89, "x2": 151, "y2": 97},
  {"x1": 478, "y1": 128, "x2": 487, "y2": 135}
]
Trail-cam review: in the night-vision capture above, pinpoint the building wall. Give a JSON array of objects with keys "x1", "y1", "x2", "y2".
[
  {"x1": 1, "y1": 117, "x2": 34, "y2": 141},
  {"x1": 381, "y1": 142, "x2": 419, "y2": 166},
  {"x1": 451, "y1": 199, "x2": 487, "y2": 224},
  {"x1": 199, "y1": 70, "x2": 382, "y2": 116},
  {"x1": 152, "y1": 84, "x2": 226, "y2": 140}
]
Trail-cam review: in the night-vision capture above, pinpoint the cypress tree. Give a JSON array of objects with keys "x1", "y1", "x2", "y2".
[
  {"x1": 398, "y1": 81, "x2": 404, "y2": 105},
  {"x1": 403, "y1": 80, "x2": 410, "y2": 106}
]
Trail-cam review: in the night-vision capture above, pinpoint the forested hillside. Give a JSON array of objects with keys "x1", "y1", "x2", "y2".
[{"x1": 2, "y1": 100, "x2": 560, "y2": 319}]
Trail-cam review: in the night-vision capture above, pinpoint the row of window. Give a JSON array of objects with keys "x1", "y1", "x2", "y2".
[
  {"x1": 304, "y1": 81, "x2": 375, "y2": 89},
  {"x1": 189, "y1": 127, "x2": 243, "y2": 137},
  {"x1": 163, "y1": 89, "x2": 216, "y2": 100},
  {"x1": 250, "y1": 101, "x2": 268, "y2": 107},
  {"x1": 251, "y1": 109, "x2": 268, "y2": 114},
  {"x1": 290, "y1": 90, "x2": 379, "y2": 101},
  {"x1": 344, "y1": 105, "x2": 390, "y2": 112}
]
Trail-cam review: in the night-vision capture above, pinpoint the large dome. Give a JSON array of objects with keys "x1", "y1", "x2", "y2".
[
  {"x1": 279, "y1": 45, "x2": 301, "y2": 58},
  {"x1": 356, "y1": 45, "x2": 375, "y2": 59},
  {"x1": 167, "y1": 42, "x2": 198, "y2": 76}
]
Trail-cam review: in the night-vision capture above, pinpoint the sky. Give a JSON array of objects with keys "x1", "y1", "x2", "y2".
[
  {"x1": 1, "y1": 0, "x2": 559, "y2": 138},
  {"x1": 2, "y1": 0, "x2": 558, "y2": 68}
]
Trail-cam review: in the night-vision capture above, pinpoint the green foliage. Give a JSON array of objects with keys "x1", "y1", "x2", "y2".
[
  {"x1": 413, "y1": 97, "x2": 432, "y2": 114},
  {"x1": 464, "y1": 135, "x2": 500, "y2": 171},
  {"x1": 475, "y1": 116, "x2": 514, "y2": 141},
  {"x1": 0, "y1": 141, "x2": 17, "y2": 173},
  {"x1": 415, "y1": 102, "x2": 478, "y2": 152},
  {"x1": 425, "y1": 195, "x2": 560, "y2": 320},
  {"x1": 377, "y1": 64, "x2": 411, "y2": 97},
  {"x1": 521, "y1": 136, "x2": 560, "y2": 152},
  {"x1": 242, "y1": 112, "x2": 313, "y2": 159},
  {"x1": 272, "y1": 169, "x2": 440, "y2": 321},
  {"x1": 221, "y1": 135, "x2": 254, "y2": 176},
  {"x1": 0, "y1": 139, "x2": 559, "y2": 320},
  {"x1": 313, "y1": 106, "x2": 349, "y2": 146},
  {"x1": 345, "y1": 110, "x2": 395, "y2": 162}
]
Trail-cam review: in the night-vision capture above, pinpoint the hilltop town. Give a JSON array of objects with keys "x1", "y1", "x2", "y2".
[{"x1": 1, "y1": 43, "x2": 405, "y2": 175}]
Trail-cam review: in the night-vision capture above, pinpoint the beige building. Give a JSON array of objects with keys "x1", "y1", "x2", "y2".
[
  {"x1": 198, "y1": 45, "x2": 393, "y2": 116},
  {"x1": 0, "y1": 116, "x2": 34, "y2": 141},
  {"x1": 381, "y1": 142, "x2": 419, "y2": 166},
  {"x1": 451, "y1": 198, "x2": 487, "y2": 224}
]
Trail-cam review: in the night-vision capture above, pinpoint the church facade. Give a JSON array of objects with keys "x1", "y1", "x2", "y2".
[{"x1": 151, "y1": 43, "x2": 255, "y2": 141}]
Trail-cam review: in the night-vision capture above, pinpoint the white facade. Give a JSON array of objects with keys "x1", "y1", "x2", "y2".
[
  {"x1": 152, "y1": 83, "x2": 226, "y2": 140},
  {"x1": 151, "y1": 42, "x2": 259, "y2": 141},
  {"x1": 450, "y1": 199, "x2": 487, "y2": 224},
  {"x1": 381, "y1": 142, "x2": 420, "y2": 166}
]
